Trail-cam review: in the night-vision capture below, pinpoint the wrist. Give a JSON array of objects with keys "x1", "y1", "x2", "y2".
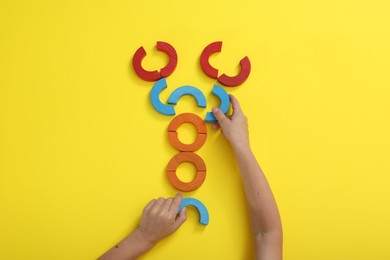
[
  {"x1": 105, "y1": 228, "x2": 157, "y2": 260},
  {"x1": 231, "y1": 141, "x2": 251, "y2": 154},
  {"x1": 129, "y1": 228, "x2": 158, "y2": 251}
]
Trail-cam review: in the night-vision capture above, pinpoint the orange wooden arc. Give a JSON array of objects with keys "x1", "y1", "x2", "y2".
[
  {"x1": 166, "y1": 152, "x2": 206, "y2": 192},
  {"x1": 168, "y1": 113, "x2": 207, "y2": 152}
]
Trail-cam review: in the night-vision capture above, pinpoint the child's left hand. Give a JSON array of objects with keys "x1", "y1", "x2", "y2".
[{"x1": 136, "y1": 193, "x2": 187, "y2": 244}]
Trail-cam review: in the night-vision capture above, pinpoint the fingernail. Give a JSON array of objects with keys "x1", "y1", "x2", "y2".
[{"x1": 212, "y1": 107, "x2": 218, "y2": 113}]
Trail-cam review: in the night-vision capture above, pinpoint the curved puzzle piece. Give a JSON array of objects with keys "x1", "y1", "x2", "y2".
[
  {"x1": 133, "y1": 41, "x2": 178, "y2": 81},
  {"x1": 205, "y1": 85, "x2": 230, "y2": 122},
  {"x1": 150, "y1": 78, "x2": 175, "y2": 115},
  {"x1": 179, "y1": 198, "x2": 209, "y2": 225},
  {"x1": 200, "y1": 41, "x2": 222, "y2": 79},
  {"x1": 217, "y1": 56, "x2": 251, "y2": 87},
  {"x1": 167, "y1": 86, "x2": 207, "y2": 108},
  {"x1": 157, "y1": 41, "x2": 177, "y2": 78},
  {"x1": 132, "y1": 46, "x2": 161, "y2": 81}
]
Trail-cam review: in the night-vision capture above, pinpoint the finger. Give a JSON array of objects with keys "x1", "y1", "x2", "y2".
[
  {"x1": 212, "y1": 107, "x2": 230, "y2": 129},
  {"x1": 229, "y1": 94, "x2": 243, "y2": 115},
  {"x1": 162, "y1": 198, "x2": 173, "y2": 211},
  {"x1": 174, "y1": 207, "x2": 187, "y2": 229},
  {"x1": 212, "y1": 122, "x2": 220, "y2": 129},
  {"x1": 144, "y1": 199, "x2": 156, "y2": 212},
  {"x1": 151, "y1": 197, "x2": 165, "y2": 210},
  {"x1": 169, "y1": 193, "x2": 183, "y2": 213}
]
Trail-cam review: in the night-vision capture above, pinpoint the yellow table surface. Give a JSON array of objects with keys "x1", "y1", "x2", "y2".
[{"x1": 1, "y1": 0, "x2": 390, "y2": 259}]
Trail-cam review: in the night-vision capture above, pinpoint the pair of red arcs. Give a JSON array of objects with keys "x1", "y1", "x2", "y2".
[
  {"x1": 132, "y1": 41, "x2": 251, "y2": 87},
  {"x1": 132, "y1": 41, "x2": 177, "y2": 82}
]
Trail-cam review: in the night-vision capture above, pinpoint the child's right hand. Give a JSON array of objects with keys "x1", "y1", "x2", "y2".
[{"x1": 212, "y1": 94, "x2": 250, "y2": 152}]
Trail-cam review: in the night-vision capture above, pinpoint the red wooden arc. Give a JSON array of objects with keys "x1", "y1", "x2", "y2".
[
  {"x1": 200, "y1": 41, "x2": 222, "y2": 79},
  {"x1": 157, "y1": 41, "x2": 177, "y2": 78},
  {"x1": 132, "y1": 46, "x2": 160, "y2": 81},
  {"x1": 217, "y1": 56, "x2": 251, "y2": 87}
]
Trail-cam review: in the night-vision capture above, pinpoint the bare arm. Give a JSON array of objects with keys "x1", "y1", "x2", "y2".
[
  {"x1": 212, "y1": 95, "x2": 282, "y2": 260},
  {"x1": 98, "y1": 194, "x2": 187, "y2": 260}
]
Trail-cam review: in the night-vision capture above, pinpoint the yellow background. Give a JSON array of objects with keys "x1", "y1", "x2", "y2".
[{"x1": 1, "y1": 0, "x2": 390, "y2": 259}]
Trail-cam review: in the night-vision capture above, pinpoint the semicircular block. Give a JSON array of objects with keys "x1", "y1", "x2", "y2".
[
  {"x1": 157, "y1": 41, "x2": 178, "y2": 78},
  {"x1": 132, "y1": 46, "x2": 161, "y2": 81},
  {"x1": 167, "y1": 86, "x2": 207, "y2": 108},
  {"x1": 205, "y1": 85, "x2": 230, "y2": 122},
  {"x1": 200, "y1": 41, "x2": 222, "y2": 79},
  {"x1": 150, "y1": 78, "x2": 175, "y2": 115},
  {"x1": 179, "y1": 198, "x2": 209, "y2": 225},
  {"x1": 217, "y1": 56, "x2": 251, "y2": 87}
]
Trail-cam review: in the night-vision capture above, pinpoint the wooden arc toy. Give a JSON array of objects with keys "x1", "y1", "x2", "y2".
[
  {"x1": 166, "y1": 152, "x2": 206, "y2": 192},
  {"x1": 168, "y1": 113, "x2": 207, "y2": 151},
  {"x1": 200, "y1": 41, "x2": 222, "y2": 79},
  {"x1": 167, "y1": 86, "x2": 207, "y2": 108},
  {"x1": 217, "y1": 56, "x2": 251, "y2": 87},
  {"x1": 150, "y1": 78, "x2": 175, "y2": 115},
  {"x1": 157, "y1": 42, "x2": 177, "y2": 78},
  {"x1": 132, "y1": 41, "x2": 178, "y2": 81},
  {"x1": 200, "y1": 41, "x2": 251, "y2": 87},
  {"x1": 179, "y1": 198, "x2": 209, "y2": 225},
  {"x1": 205, "y1": 85, "x2": 230, "y2": 122}
]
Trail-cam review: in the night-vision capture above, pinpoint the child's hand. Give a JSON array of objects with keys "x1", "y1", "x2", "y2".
[
  {"x1": 212, "y1": 94, "x2": 250, "y2": 152},
  {"x1": 136, "y1": 194, "x2": 187, "y2": 244}
]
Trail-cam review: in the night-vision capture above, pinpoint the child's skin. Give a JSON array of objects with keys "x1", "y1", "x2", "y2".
[{"x1": 99, "y1": 95, "x2": 282, "y2": 260}]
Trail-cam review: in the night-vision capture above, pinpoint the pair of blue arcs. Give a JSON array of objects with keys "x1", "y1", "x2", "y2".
[
  {"x1": 179, "y1": 197, "x2": 209, "y2": 225},
  {"x1": 150, "y1": 78, "x2": 230, "y2": 122}
]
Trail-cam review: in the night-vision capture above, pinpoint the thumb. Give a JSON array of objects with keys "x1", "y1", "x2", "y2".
[
  {"x1": 212, "y1": 107, "x2": 229, "y2": 128},
  {"x1": 174, "y1": 207, "x2": 187, "y2": 229}
]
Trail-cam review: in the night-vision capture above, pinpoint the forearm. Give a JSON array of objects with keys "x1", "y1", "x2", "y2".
[
  {"x1": 232, "y1": 144, "x2": 282, "y2": 236},
  {"x1": 98, "y1": 228, "x2": 156, "y2": 260},
  {"x1": 212, "y1": 95, "x2": 282, "y2": 259}
]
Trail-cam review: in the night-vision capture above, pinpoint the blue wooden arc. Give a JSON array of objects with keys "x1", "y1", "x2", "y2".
[
  {"x1": 178, "y1": 197, "x2": 209, "y2": 225},
  {"x1": 150, "y1": 78, "x2": 176, "y2": 115},
  {"x1": 205, "y1": 85, "x2": 230, "y2": 122},
  {"x1": 167, "y1": 86, "x2": 207, "y2": 108}
]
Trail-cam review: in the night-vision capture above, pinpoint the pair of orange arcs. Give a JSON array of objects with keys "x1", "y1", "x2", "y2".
[
  {"x1": 166, "y1": 113, "x2": 207, "y2": 192},
  {"x1": 132, "y1": 41, "x2": 251, "y2": 86}
]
